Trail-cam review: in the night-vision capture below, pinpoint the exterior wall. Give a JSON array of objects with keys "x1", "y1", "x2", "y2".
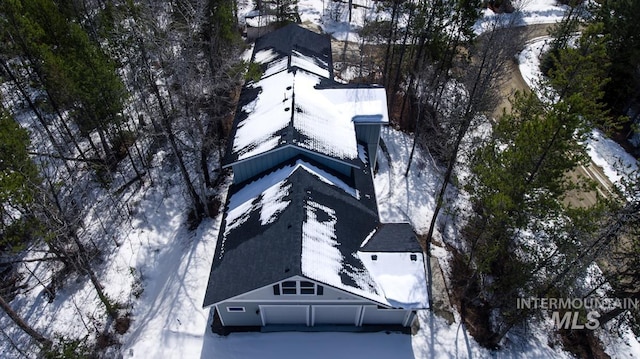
[
  {"x1": 216, "y1": 276, "x2": 415, "y2": 327},
  {"x1": 354, "y1": 123, "x2": 381, "y2": 167},
  {"x1": 235, "y1": 277, "x2": 364, "y2": 302},
  {"x1": 217, "y1": 302, "x2": 263, "y2": 326},
  {"x1": 218, "y1": 301, "x2": 415, "y2": 327},
  {"x1": 246, "y1": 24, "x2": 277, "y2": 40},
  {"x1": 231, "y1": 147, "x2": 354, "y2": 184},
  {"x1": 361, "y1": 306, "x2": 411, "y2": 326}
]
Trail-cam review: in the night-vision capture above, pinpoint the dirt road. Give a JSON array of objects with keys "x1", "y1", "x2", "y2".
[
  {"x1": 494, "y1": 24, "x2": 614, "y2": 207},
  {"x1": 325, "y1": 21, "x2": 614, "y2": 207}
]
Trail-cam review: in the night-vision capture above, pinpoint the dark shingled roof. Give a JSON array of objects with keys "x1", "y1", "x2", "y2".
[
  {"x1": 203, "y1": 161, "x2": 379, "y2": 307},
  {"x1": 222, "y1": 24, "x2": 363, "y2": 167},
  {"x1": 203, "y1": 24, "x2": 426, "y2": 310},
  {"x1": 253, "y1": 23, "x2": 333, "y2": 77},
  {"x1": 359, "y1": 223, "x2": 423, "y2": 253}
]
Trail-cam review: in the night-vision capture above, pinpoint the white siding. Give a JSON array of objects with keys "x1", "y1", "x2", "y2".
[
  {"x1": 232, "y1": 276, "x2": 367, "y2": 302},
  {"x1": 217, "y1": 302, "x2": 262, "y2": 326}
]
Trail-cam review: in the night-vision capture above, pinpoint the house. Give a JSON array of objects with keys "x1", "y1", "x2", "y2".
[{"x1": 203, "y1": 24, "x2": 428, "y2": 333}]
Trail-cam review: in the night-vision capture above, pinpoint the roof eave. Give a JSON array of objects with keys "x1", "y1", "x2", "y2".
[{"x1": 223, "y1": 144, "x2": 362, "y2": 170}]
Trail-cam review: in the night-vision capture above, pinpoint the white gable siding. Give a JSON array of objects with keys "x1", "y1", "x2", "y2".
[{"x1": 230, "y1": 275, "x2": 370, "y2": 302}]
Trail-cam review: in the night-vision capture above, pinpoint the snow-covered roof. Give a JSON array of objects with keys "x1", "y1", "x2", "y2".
[
  {"x1": 229, "y1": 66, "x2": 367, "y2": 164},
  {"x1": 319, "y1": 86, "x2": 390, "y2": 124},
  {"x1": 300, "y1": 206, "x2": 428, "y2": 309},
  {"x1": 358, "y1": 252, "x2": 429, "y2": 308},
  {"x1": 204, "y1": 24, "x2": 426, "y2": 312},
  {"x1": 224, "y1": 24, "x2": 389, "y2": 167},
  {"x1": 224, "y1": 159, "x2": 360, "y2": 240},
  {"x1": 203, "y1": 156, "x2": 427, "y2": 309},
  {"x1": 229, "y1": 65, "x2": 363, "y2": 164}
]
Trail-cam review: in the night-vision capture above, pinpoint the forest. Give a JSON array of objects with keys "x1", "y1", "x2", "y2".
[{"x1": 0, "y1": 0, "x2": 639, "y2": 357}]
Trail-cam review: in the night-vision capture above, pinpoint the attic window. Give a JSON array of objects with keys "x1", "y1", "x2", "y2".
[
  {"x1": 281, "y1": 281, "x2": 297, "y2": 294},
  {"x1": 274, "y1": 281, "x2": 324, "y2": 295},
  {"x1": 410, "y1": 254, "x2": 417, "y2": 261}
]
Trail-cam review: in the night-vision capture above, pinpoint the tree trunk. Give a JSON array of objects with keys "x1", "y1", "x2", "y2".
[
  {"x1": 0, "y1": 294, "x2": 52, "y2": 348},
  {"x1": 383, "y1": 1, "x2": 400, "y2": 89}
]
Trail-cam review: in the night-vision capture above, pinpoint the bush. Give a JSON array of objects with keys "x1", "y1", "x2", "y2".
[
  {"x1": 245, "y1": 62, "x2": 263, "y2": 83},
  {"x1": 44, "y1": 336, "x2": 91, "y2": 359}
]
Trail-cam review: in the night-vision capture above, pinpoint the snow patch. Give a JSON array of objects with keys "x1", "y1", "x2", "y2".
[{"x1": 301, "y1": 201, "x2": 343, "y2": 286}]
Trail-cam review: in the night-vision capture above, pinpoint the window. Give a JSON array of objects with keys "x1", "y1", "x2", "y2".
[
  {"x1": 300, "y1": 281, "x2": 315, "y2": 294},
  {"x1": 227, "y1": 307, "x2": 245, "y2": 312},
  {"x1": 281, "y1": 281, "x2": 297, "y2": 294},
  {"x1": 273, "y1": 281, "x2": 324, "y2": 295}
]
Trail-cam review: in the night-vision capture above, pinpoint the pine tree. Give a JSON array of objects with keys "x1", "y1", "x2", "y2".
[
  {"x1": 456, "y1": 21, "x2": 613, "y2": 346},
  {"x1": 1, "y1": 0, "x2": 127, "y2": 164},
  {"x1": 0, "y1": 109, "x2": 40, "y2": 251},
  {"x1": 592, "y1": 0, "x2": 640, "y2": 124}
]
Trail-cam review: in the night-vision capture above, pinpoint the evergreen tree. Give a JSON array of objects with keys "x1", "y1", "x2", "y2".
[
  {"x1": 1, "y1": 0, "x2": 127, "y2": 163},
  {"x1": 456, "y1": 21, "x2": 613, "y2": 347},
  {"x1": 592, "y1": 0, "x2": 640, "y2": 125},
  {"x1": 0, "y1": 109, "x2": 40, "y2": 251}
]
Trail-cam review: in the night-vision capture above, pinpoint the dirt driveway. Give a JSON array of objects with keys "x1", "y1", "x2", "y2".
[{"x1": 494, "y1": 24, "x2": 614, "y2": 207}]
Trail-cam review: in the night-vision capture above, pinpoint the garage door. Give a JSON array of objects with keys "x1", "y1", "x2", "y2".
[
  {"x1": 312, "y1": 305, "x2": 361, "y2": 326},
  {"x1": 260, "y1": 305, "x2": 309, "y2": 326},
  {"x1": 361, "y1": 306, "x2": 409, "y2": 325}
]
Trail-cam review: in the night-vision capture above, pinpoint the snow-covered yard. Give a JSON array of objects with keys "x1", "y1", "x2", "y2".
[
  {"x1": 2, "y1": 1, "x2": 639, "y2": 358},
  {"x1": 119, "y1": 127, "x2": 587, "y2": 359}
]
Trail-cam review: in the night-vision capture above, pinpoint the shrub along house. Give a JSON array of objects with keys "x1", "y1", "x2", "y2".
[{"x1": 203, "y1": 24, "x2": 428, "y2": 332}]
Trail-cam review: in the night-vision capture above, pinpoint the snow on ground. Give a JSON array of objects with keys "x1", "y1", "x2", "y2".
[
  {"x1": 374, "y1": 127, "x2": 440, "y2": 233},
  {"x1": 119, "y1": 127, "x2": 577, "y2": 359},
  {"x1": 0, "y1": 111, "x2": 611, "y2": 359},
  {"x1": 587, "y1": 130, "x2": 639, "y2": 187},
  {"x1": 474, "y1": 0, "x2": 569, "y2": 34},
  {"x1": 517, "y1": 36, "x2": 550, "y2": 93},
  {"x1": 516, "y1": 23, "x2": 640, "y2": 359},
  {"x1": 126, "y1": 2, "x2": 637, "y2": 358},
  {"x1": 377, "y1": 128, "x2": 578, "y2": 359},
  {"x1": 518, "y1": 36, "x2": 640, "y2": 188},
  {"x1": 3, "y1": 2, "x2": 638, "y2": 359}
]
